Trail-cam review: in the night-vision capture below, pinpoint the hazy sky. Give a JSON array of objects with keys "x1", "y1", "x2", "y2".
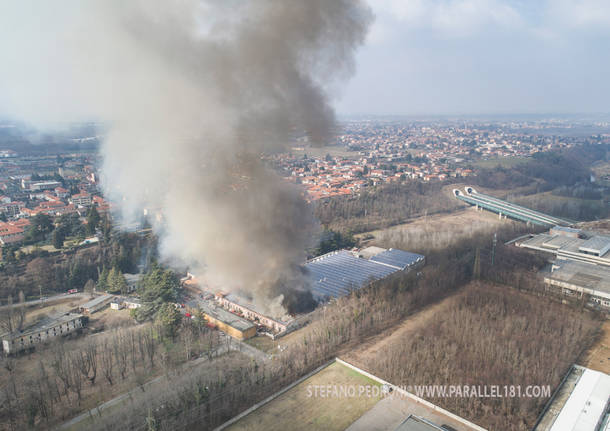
[
  {"x1": 1, "y1": 0, "x2": 609, "y2": 121},
  {"x1": 335, "y1": 0, "x2": 610, "y2": 116}
]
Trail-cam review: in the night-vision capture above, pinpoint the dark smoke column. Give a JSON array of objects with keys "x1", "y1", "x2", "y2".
[{"x1": 98, "y1": 0, "x2": 373, "y2": 316}]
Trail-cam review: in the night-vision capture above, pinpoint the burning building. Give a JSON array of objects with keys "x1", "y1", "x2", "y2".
[{"x1": 215, "y1": 292, "x2": 307, "y2": 337}]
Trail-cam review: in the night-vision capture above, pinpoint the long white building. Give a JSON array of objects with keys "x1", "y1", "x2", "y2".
[
  {"x1": 534, "y1": 365, "x2": 610, "y2": 431},
  {"x1": 1, "y1": 312, "x2": 85, "y2": 354}
]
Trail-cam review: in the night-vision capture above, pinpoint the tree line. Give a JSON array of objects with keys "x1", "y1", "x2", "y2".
[
  {"x1": 314, "y1": 181, "x2": 462, "y2": 233},
  {"x1": 0, "y1": 317, "x2": 222, "y2": 429},
  {"x1": 362, "y1": 283, "x2": 598, "y2": 431}
]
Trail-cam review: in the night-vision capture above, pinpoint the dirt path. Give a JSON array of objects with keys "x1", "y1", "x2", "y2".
[
  {"x1": 582, "y1": 320, "x2": 610, "y2": 374},
  {"x1": 342, "y1": 291, "x2": 462, "y2": 366}
]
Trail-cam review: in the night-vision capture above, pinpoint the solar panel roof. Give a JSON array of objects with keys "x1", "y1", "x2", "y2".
[
  {"x1": 369, "y1": 248, "x2": 425, "y2": 270},
  {"x1": 305, "y1": 250, "x2": 400, "y2": 300}
]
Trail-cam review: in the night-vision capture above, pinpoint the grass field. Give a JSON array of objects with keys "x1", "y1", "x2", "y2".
[
  {"x1": 19, "y1": 243, "x2": 59, "y2": 253},
  {"x1": 226, "y1": 361, "x2": 383, "y2": 431},
  {"x1": 356, "y1": 206, "x2": 517, "y2": 253},
  {"x1": 473, "y1": 156, "x2": 528, "y2": 168},
  {"x1": 583, "y1": 320, "x2": 610, "y2": 374},
  {"x1": 244, "y1": 335, "x2": 278, "y2": 353},
  {"x1": 289, "y1": 144, "x2": 360, "y2": 159}
]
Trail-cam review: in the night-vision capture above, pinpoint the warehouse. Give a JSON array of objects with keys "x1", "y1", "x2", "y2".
[
  {"x1": 215, "y1": 292, "x2": 299, "y2": 335},
  {"x1": 1, "y1": 313, "x2": 85, "y2": 354},
  {"x1": 395, "y1": 415, "x2": 456, "y2": 431},
  {"x1": 534, "y1": 365, "x2": 610, "y2": 431},
  {"x1": 368, "y1": 248, "x2": 425, "y2": 270},
  {"x1": 199, "y1": 301, "x2": 256, "y2": 340},
  {"x1": 516, "y1": 227, "x2": 610, "y2": 267},
  {"x1": 544, "y1": 260, "x2": 610, "y2": 309},
  {"x1": 305, "y1": 248, "x2": 425, "y2": 300},
  {"x1": 79, "y1": 294, "x2": 113, "y2": 314}
]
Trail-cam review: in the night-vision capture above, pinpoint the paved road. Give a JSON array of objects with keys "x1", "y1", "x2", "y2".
[
  {"x1": 0, "y1": 292, "x2": 87, "y2": 310},
  {"x1": 58, "y1": 337, "x2": 268, "y2": 430}
]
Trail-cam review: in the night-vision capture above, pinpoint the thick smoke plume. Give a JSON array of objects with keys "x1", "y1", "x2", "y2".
[{"x1": 0, "y1": 1, "x2": 372, "y2": 316}]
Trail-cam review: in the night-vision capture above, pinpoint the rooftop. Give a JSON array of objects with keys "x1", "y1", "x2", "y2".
[
  {"x1": 552, "y1": 226, "x2": 581, "y2": 234},
  {"x1": 2, "y1": 312, "x2": 83, "y2": 339},
  {"x1": 535, "y1": 365, "x2": 610, "y2": 431},
  {"x1": 579, "y1": 236, "x2": 610, "y2": 255},
  {"x1": 546, "y1": 261, "x2": 610, "y2": 297},
  {"x1": 394, "y1": 416, "x2": 445, "y2": 431},
  {"x1": 370, "y1": 248, "x2": 425, "y2": 270},
  {"x1": 221, "y1": 292, "x2": 294, "y2": 325},
  {"x1": 199, "y1": 301, "x2": 255, "y2": 332},
  {"x1": 305, "y1": 250, "x2": 399, "y2": 299},
  {"x1": 81, "y1": 294, "x2": 113, "y2": 309}
]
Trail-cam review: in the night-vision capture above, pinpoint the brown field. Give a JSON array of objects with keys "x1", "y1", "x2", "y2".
[
  {"x1": 225, "y1": 361, "x2": 382, "y2": 431},
  {"x1": 23, "y1": 298, "x2": 84, "y2": 325},
  {"x1": 288, "y1": 144, "x2": 360, "y2": 159},
  {"x1": 582, "y1": 320, "x2": 610, "y2": 374},
  {"x1": 342, "y1": 291, "x2": 459, "y2": 368},
  {"x1": 87, "y1": 306, "x2": 137, "y2": 331},
  {"x1": 357, "y1": 206, "x2": 518, "y2": 252},
  {"x1": 244, "y1": 335, "x2": 278, "y2": 353},
  {"x1": 576, "y1": 219, "x2": 610, "y2": 235},
  {"x1": 342, "y1": 283, "x2": 600, "y2": 431},
  {"x1": 473, "y1": 156, "x2": 529, "y2": 169}
]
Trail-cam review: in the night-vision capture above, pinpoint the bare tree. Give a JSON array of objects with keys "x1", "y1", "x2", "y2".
[
  {"x1": 51, "y1": 344, "x2": 71, "y2": 399},
  {"x1": 84, "y1": 279, "x2": 96, "y2": 299},
  {"x1": 69, "y1": 353, "x2": 84, "y2": 403},
  {"x1": 114, "y1": 332, "x2": 128, "y2": 380},
  {"x1": 142, "y1": 328, "x2": 157, "y2": 369},
  {"x1": 1, "y1": 295, "x2": 15, "y2": 334},
  {"x1": 101, "y1": 339, "x2": 114, "y2": 385},
  {"x1": 16, "y1": 290, "x2": 25, "y2": 331}
]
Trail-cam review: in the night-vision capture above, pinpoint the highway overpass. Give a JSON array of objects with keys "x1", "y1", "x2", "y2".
[{"x1": 454, "y1": 186, "x2": 573, "y2": 227}]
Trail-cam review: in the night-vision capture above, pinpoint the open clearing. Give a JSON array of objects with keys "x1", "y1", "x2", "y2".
[
  {"x1": 357, "y1": 206, "x2": 517, "y2": 251},
  {"x1": 288, "y1": 144, "x2": 360, "y2": 159},
  {"x1": 23, "y1": 297, "x2": 83, "y2": 325},
  {"x1": 343, "y1": 291, "x2": 459, "y2": 368},
  {"x1": 225, "y1": 361, "x2": 382, "y2": 431},
  {"x1": 473, "y1": 156, "x2": 528, "y2": 169},
  {"x1": 244, "y1": 334, "x2": 278, "y2": 353},
  {"x1": 583, "y1": 320, "x2": 610, "y2": 374}
]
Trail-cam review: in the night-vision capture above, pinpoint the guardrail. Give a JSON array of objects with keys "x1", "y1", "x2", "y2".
[{"x1": 454, "y1": 187, "x2": 572, "y2": 227}]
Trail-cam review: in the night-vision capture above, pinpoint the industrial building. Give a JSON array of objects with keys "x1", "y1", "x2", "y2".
[
  {"x1": 215, "y1": 292, "x2": 304, "y2": 337},
  {"x1": 454, "y1": 186, "x2": 572, "y2": 227},
  {"x1": 217, "y1": 358, "x2": 485, "y2": 431},
  {"x1": 534, "y1": 365, "x2": 610, "y2": 431},
  {"x1": 79, "y1": 294, "x2": 113, "y2": 314},
  {"x1": 544, "y1": 261, "x2": 610, "y2": 309},
  {"x1": 305, "y1": 248, "x2": 425, "y2": 300},
  {"x1": 516, "y1": 227, "x2": 610, "y2": 267},
  {"x1": 110, "y1": 297, "x2": 142, "y2": 310},
  {"x1": 1, "y1": 312, "x2": 85, "y2": 354},
  {"x1": 198, "y1": 301, "x2": 256, "y2": 340},
  {"x1": 394, "y1": 415, "x2": 459, "y2": 431},
  {"x1": 195, "y1": 247, "x2": 423, "y2": 339}
]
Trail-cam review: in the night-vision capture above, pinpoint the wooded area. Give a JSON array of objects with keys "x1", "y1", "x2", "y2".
[
  {"x1": 0, "y1": 318, "x2": 222, "y2": 429},
  {"x1": 362, "y1": 283, "x2": 598, "y2": 431}
]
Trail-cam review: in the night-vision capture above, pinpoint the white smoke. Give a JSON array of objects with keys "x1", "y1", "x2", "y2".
[{"x1": 0, "y1": 0, "x2": 372, "y2": 315}]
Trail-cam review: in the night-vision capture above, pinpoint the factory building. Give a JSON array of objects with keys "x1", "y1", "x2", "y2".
[
  {"x1": 455, "y1": 186, "x2": 572, "y2": 227},
  {"x1": 79, "y1": 294, "x2": 113, "y2": 314},
  {"x1": 516, "y1": 227, "x2": 610, "y2": 267},
  {"x1": 200, "y1": 247, "x2": 423, "y2": 339},
  {"x1": 198, "y1": 301, "x2": 256, "y2": 340},
  {"x1": 544, "y1": 261, "x2": 610, "y2": 309},
  {"x1": 1, "y1": 313, "x2": 85, "y2": 354},
  {"x1": 215, "y1": 293, "x2": 300, "y2": 336},
  {"x1": 305, "y1": 247, "x2": 425, "y2": 300},
  {"x1": 534, "y1": 365, "x2": 610, "y2": 431},
  {"x1": 394, "y1": 415, "x2": 458, "y2": 431}
]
